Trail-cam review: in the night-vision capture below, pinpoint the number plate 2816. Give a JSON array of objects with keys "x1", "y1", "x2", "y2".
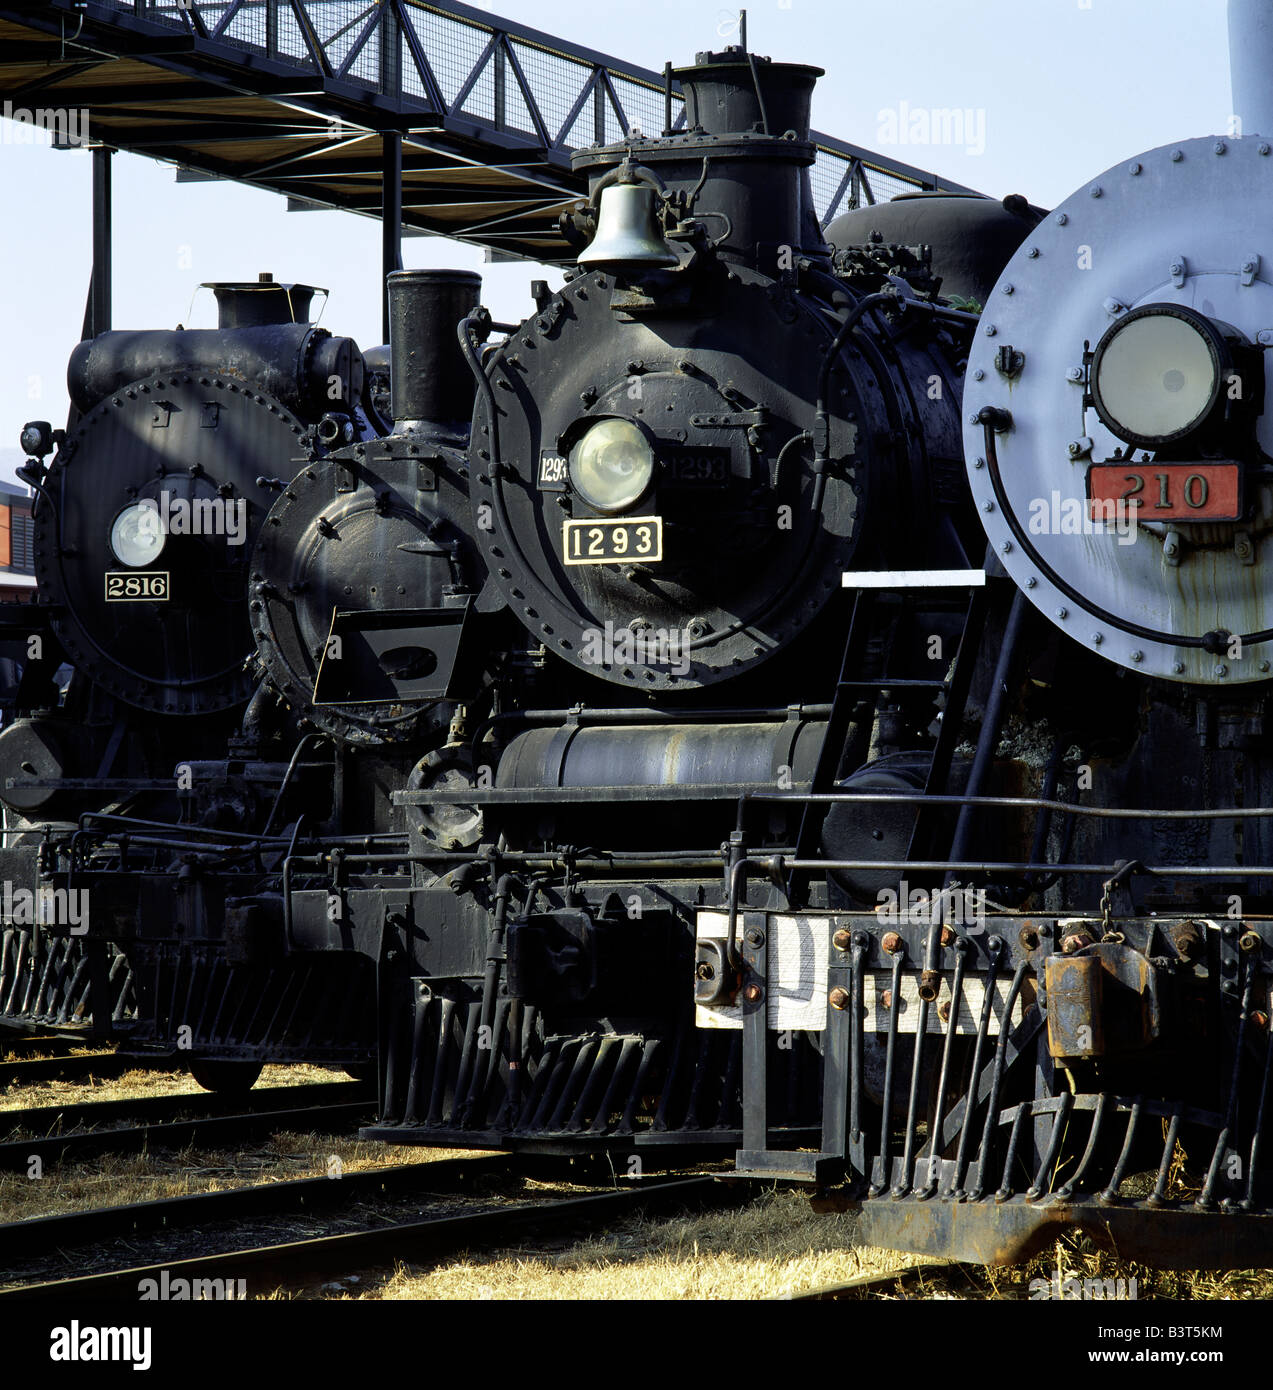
[
  {"x1": 105, "y1": 571, "x2": 169, "y2": 601},
  {"x1": 563, "y1": 516, "x2": 662, "y2": 566}
]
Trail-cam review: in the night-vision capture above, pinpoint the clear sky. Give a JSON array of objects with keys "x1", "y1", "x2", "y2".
[{"x1": 0, "y1": 0, "x2": 1235, "y2": 474}]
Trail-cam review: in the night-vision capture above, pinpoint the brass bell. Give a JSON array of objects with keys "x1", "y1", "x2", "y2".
[{"x1": 578, "y1": 184, "x2": 677, "y2": 271}]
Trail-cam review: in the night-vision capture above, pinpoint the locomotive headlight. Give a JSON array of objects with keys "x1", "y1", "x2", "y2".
[
  {"x1": 569, "y1": 418, "x2": 655, "y2": 513},
  {"x1": 109, "y1": 501, "x2": 166, "y2": 568},
  {"x1": 1091, "y1": 304, "x2": 1229, "y2": 447}
]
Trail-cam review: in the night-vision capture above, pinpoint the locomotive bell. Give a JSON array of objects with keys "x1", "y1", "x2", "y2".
[{"x1": 578, "y1": 184, "x2": 676, "y2": 270}]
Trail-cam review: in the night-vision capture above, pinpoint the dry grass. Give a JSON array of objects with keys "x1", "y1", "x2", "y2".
[
  {"x1": 7, "y1": 1058, "x2": 1273, "y2": 1300},
  {"x1": 1, "y1": 1054, "x2": 478, "y2": 1223},
  {"x1": 0, "y1": 1132, "x2": 482, "y2": 1224},
  {"x1": 0, "y1": 1058, "x2": 343, "y2": 1113},
  {"x1": 980, "y1": 1238, "x2": 1273, "y2": 1302},
  {"x1": 368, "y1": 1189, "x2": 931, "y2": 1301},
  {"x1": 361, "y1": 1192, "x2": 1273, "y2": 1302}
]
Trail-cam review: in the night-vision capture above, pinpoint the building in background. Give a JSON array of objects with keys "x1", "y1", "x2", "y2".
[{"x1": 0, "y1": 481, "x2": 36, "y2": 601}]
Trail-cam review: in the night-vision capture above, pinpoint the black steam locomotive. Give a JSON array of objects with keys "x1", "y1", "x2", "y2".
[
  {"x1": 12, "y1": 32, "x2": 1273, "y2": 1269},
  {"x1": 1, "y1": 277, "x2": 382, "y2": 1086}
]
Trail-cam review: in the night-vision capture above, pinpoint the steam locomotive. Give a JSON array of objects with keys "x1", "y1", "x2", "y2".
[
  {"x1": 1, "y1": 277, "x2": 383, "y2": 1086},
  {"x1": 12, "y1": 28, "x2": 1273, "y2": 1269}
]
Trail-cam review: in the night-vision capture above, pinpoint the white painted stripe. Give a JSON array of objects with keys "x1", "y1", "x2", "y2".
[{"x1": 841, "y1": 569, "x2": 986, "y2": 588}]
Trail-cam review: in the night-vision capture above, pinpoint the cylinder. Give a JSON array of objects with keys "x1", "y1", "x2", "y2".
[
  {"x1": 496, "y1": 720, "x2": 825, "y2": 791},
  {"x1": 387, "y1": 269, "x2": 482, "y2": 430}
]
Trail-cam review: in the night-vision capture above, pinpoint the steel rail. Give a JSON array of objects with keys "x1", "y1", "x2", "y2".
[
  {"x1": 0, "y1": 1100, "x2": 374, "y2": 1172},
  {"x1": 0, "y1": 1051, "x2": 181, "y2": 1091},
  {"x1": 0, "y1": 1154, "x2": 515, "y2": 1263},
  {"x1": 0, "y1": 1175, "x2": 745, "y2": 1299},
  {"x1": 0, "y1": 1036, "x2": 74, "y2": 1057},
  {"x1": 782, "y1": 1261, "x2": 960, "y2": 1300},
  {"x1": 1, "y1": 1080, "x2": 370, "y2": 1135}
]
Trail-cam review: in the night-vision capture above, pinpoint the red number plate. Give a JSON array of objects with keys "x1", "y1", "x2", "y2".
[{"x1": 1086, "y1": 463, "x2": 1241, "y2": 521}]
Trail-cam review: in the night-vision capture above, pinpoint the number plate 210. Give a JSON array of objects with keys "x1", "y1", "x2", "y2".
[{"x1": 562, "y1": 517, "x2": 663, "y2": 566}]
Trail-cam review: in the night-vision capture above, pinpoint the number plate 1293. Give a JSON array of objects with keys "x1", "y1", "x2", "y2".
[
  {"x1": 563, "y1": 517, "x2": 662, "y2": 566},
  {"x1": 105, "y1": 571, "x2": 169, "y2": 601}
]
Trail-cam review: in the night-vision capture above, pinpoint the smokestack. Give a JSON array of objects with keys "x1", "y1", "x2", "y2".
[
  {"x1": 387, "y1": 268, "x2": 481, "y2": 435},
  {"x1": 1229, "y1": 0, "x2": 1273, "y2": 135},
  {"x1": 204, "y1": 273, "x2": 319, "y2": 328}
]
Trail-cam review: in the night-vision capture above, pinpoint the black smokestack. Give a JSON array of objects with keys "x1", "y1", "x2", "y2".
[
  {"x1": 676, "y1": 51, "x2": 821, "y2": 140},
  {"x1": 207, "y1": 273, "x2": 318, "y2": 328},
  {"x1": 387, "y1": 268, "x2": 482, "y2": 433}
]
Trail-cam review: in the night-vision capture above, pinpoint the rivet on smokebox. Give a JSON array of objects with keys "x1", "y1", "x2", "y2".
[
  {"x1": 743, "y1": 984, "x2": 763, "y2": 1004},
  {"x1": 881, "y1": 932, "x2": 903, "y2": 955},
  {"x1": 828, "y1": 987, "x2": 850, "y2": 1011}
]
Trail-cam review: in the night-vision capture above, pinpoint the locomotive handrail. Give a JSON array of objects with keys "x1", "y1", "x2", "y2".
[{"x1": 736, "y1": 787, "x2": 1273, "y2": 825}]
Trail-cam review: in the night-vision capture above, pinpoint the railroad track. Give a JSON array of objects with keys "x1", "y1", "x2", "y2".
[
  {"x1": 0, "y1": 1086, "x2": 375, "y2": 1171},
  {"x1": 0, "y1": 1034, "x2": 77, "y2": 1058},
  {"x1": 0, "y1": 1173, "x2": 743, "y2": 1298},
  {"x1": 0, "y1": 1050, "x2": 178, "y2": 1089},
  {"x1": 0, "y1": 1153, "x2": 515, "y2": 1262},
  {"x1": 2, "y1": 1078, "x2": 369, "y2": 1134},
  {"x1": 784, "y1": 1261, "x2": 962, "y2": 1300}
]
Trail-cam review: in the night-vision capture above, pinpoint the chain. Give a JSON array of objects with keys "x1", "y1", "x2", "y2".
[{"x1": 1099, "y1": 878, "x2": 1114, "y2": 935}]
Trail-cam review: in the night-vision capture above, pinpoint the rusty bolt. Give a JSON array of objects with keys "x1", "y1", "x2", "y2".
[
  {"x1": 940, "y1": 926, "x2": 956, "y2": 948},
  {"x1": 1062, "y1": 933, "x2": 1093, "y2": 955},
  {"x1": 880, "y1": 989, "x2": 893, "y2": 1010},
  {"x1": 918, "y1": 970, "x2": 940, "y2": 1003},
  {"x1": 1252, "y1": 1010, "x2": 1269, "y2": 1030},
  {"x1": 937, "y1": 1000, "x2": 952, "y2": 1024},
  {"x1": 881, "y1": 932, "x2": 903, "y2": 955},
  {"x1": 1168, "y1": 920, "x2": 1204, "y2": 961},
  {"x1": 1240, "y1": 932, "x2": 1262, "y2": 953},
  {"x1": 832, "y1": 928, "x2": 852, "y2": 952},
  {"x1": 1019, "y1": 926, "x2": 1040, "y2": 951},
  {"x1": 828, "y1": 987, "x2": 850, "y2": 1011},
  {"x1": 743, "y1": 983, "x2": 763, "y2": 1003}
]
